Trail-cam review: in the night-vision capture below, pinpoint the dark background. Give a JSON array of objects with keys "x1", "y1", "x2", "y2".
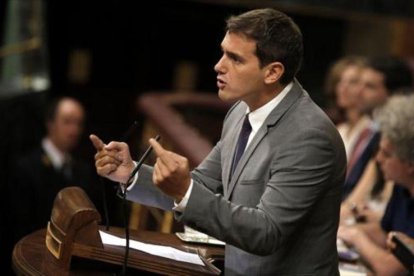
[{"x1": 42, "y1": 0, "x2": 346, "y2": 146}]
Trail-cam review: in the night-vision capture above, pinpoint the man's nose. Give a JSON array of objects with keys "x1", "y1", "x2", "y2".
[{"x1": 214, "y1": 55, "x2": 226, "y2": 74}]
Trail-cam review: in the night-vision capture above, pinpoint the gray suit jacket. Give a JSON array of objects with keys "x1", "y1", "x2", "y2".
[{"x1": 128, "y1": 81, "x2": 346, "y2": 275}]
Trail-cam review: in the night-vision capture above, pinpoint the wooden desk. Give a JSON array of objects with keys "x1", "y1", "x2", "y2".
[{"x1": 12, "y1": 227, "x2": 224, "y2": 275}]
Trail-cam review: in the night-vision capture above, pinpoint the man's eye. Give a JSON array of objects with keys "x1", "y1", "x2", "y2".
[{"x1": 232, "y1": 56, "x2": 241, "y2": 63}]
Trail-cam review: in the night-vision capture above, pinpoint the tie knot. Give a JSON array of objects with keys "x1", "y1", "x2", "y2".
[{"x1": 241, "y1": 114, "x2": 252, "y2": 134}]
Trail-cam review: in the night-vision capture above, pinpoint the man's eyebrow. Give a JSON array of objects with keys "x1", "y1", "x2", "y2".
[{"x1": 225, "y1": 50, "x2": 244, "y2": 62}]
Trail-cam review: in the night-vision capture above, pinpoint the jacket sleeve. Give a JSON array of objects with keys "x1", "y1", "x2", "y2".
[{"x1": 126, "y1": 164, "x2": 175, "y2": 211}]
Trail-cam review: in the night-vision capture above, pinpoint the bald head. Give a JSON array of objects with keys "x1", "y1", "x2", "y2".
[{"x1": 46, "y1": 97, "x2": 85, "y2": 152}]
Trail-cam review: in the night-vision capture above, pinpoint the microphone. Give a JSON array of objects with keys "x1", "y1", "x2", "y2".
[{"x1": 119, "y1": 134, "x2": 160, "y2": 276}]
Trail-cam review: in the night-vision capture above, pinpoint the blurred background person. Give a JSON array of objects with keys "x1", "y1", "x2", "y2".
[
  {"x1": 324, "y1": 56, "x2": 367, "y2": 127},
  {"x1": 338, "y1": 94, "x2": 414, "y2": 275},
  {"x1": 324, "y1": 56, "x2": 370, "y2": 180},
  {"x1": 340, "y1": 57, "x2": 413, "y2": 224},
  {"x1": 8, "y1": 97, "x2": 98, "y2": 242},
  {"x1": 358, "y1": 57, "x2": 413, "y2": 116}
]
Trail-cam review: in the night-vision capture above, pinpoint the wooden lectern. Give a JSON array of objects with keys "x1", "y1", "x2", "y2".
[
  {"x1": 12, "y1": 186, "x2": 223, "y2": 275},
  {"x1": 43, "y1": 186, "x2": 103, "y2": 274}
]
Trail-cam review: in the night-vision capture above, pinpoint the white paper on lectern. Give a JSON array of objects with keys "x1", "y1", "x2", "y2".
[{"x1": 99, "y1": 230, "x2": 205, "y2": 266}]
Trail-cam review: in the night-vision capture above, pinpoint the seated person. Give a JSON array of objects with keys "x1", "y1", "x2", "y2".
[
  {"x1": 338, "y1": 94, "x2": 414, "y2": 275},
  {"x1": 340, "y1": 57, "x2": 413, "y2": 222},
  {"x1": 387, "y1": 231, "x2": 414, "y2": 272},
  {"x1": 340, "y1": 160, "x2": 394, "y2": 225},
  {"x1": 9, "y1": 97, "x2": 95, "y2": 241},
  {"x1": 323, "y1": 56, "x2": 369, "y2": 161}
]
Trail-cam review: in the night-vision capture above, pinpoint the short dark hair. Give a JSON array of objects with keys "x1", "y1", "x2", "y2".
[
  {"x1": 366, "y1": 56, "x2": 413, "y2": 94},
  {"x1": 226, "y1": 8, "x2": 303, "y2": 84}
]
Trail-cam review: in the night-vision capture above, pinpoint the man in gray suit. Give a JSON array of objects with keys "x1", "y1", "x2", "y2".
[{"x1": 91, "y1": 8, "x2": 346, "y2": 275}]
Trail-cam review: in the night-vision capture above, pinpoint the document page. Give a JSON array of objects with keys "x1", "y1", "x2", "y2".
[{"x1": 99, "y1": 230, "x2": 205, "y2": 266}]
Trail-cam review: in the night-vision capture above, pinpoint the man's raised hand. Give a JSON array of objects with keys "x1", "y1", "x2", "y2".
[
  {"x1": 149, "y1": 138, "x2": 191, "y2": 201},
  {"x1": 90, "y1": 134, "x2": 135, "y2": 184}
]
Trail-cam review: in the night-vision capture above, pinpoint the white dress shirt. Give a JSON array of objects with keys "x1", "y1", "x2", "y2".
[{"x1": 42, "y1": 137, "x2": 67, "y2": 170}]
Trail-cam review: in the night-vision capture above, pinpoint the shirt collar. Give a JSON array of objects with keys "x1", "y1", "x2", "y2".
[
  {"x1": 246, "y1": 82, "x2": 293, "y2": 133},
  {"x1": 42, "y1": 137, "x2": 66, "y2": 169}
]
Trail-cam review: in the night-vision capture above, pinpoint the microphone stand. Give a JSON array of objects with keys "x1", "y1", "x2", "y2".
[
  {"x1": 100, "y1": 121, "x2": 139, "y2": 231},
  {"x1": 119, "y1": 134, "x2": 160, "y2": 275}
]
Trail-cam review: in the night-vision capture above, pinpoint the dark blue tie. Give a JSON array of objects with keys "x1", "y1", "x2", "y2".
[{"x1": 230, "y1": 114, "x2": 252, "y2": 177}]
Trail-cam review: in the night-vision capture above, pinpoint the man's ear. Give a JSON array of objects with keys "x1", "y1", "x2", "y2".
[{"x1": 264, "y1": 62, "x2": 284, "y2": 85}]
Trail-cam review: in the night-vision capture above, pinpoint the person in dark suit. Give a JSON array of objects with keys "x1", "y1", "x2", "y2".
[
  {"x1": 9, "y1": 97, "x2": 93, "y2": 241},
  {"x1": 91, "y1": 8, "x2": 346, "y2": 275}
]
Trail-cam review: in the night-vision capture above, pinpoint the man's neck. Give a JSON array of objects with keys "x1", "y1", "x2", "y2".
[
  {"x1": 48, "y1": 136, "x2": 68, "y2": 154},
  {"x1": 42, "y1": 137, "x2": 67, "y2": 169},
  {"x1": 248, "y1": 82, "x2": 288, "y2": 112}
]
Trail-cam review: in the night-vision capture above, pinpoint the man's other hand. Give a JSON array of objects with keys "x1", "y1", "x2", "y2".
[{"x1": 149, "y1": 138, "x2": 191, "y2": 201}]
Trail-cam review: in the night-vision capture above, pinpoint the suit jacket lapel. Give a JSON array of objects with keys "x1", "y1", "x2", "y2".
[
  {"x1": 226, "y1": 80, "x2": 304, "y2": 198},
  {"x1": 223, "y1": 114, "x2": 245, "y2": 198}
]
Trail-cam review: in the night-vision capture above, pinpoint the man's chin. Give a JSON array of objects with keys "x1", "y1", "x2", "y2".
[
  {"x1": 63, "y1": 142, "x2": 79, "y2": 152},
  {"x1": 218, "y1": 90, "x2": 235, "y2": 102}
]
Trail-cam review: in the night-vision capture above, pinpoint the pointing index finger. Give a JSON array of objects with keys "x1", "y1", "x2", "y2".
[
  {"x1": 90, "y1": 134, "x2": 106, "y2": 151},
  {"x1": 149, "y1": 138, "x2": 165, "y2": 157}
]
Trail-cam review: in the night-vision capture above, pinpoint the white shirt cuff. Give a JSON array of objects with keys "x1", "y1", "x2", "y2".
[
  {"x1": 124, "y1": 161, "x2": 138, "y2": 191},
  {"x1": 173, "y1": 179, "x2": 194, "y2": 212}
]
